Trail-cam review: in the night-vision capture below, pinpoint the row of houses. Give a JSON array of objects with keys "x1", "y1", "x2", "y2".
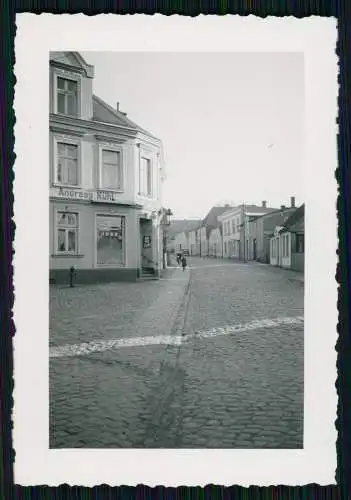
[{"x1": 168, "y1": 197, "x2": 305, "y2": 273}]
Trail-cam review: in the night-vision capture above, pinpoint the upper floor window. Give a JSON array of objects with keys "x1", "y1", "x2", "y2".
[
  {"x1": 57, "y1": 77, "x2": 78, "y2": 117},
  {"x1": 139, "y1": 157, "x2": 152, "y2": 197},
  {"x1": 101, "y1": 149, "x2": 122, "y2": 190},
  {"x1": 57, "y1": 142, "x2": 78, "y2": 186}
]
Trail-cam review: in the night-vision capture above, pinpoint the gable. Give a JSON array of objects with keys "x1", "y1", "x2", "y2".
[
  {"x1": 50, "y1": 51, "x2": 86, "y2": 69},
  {"x1": 49, "y1": 51, "x2": 94, "y2": 78}
]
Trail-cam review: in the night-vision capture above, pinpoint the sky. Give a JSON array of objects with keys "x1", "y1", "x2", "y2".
[{"x1": 81, "y1": 52, "x2": 305, "y2": 220}]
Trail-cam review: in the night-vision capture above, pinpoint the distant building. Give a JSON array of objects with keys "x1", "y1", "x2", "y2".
[
  {"x1": 208, "y1": 226, "x2": 223, "y2": 258},
  {"x1": 166, "y1": 219, "x2": 191, "y2": 253},
  {"x1": 270, "y1": 204, "x2": 305, "y2": 272},
  {"x1": 254, "y1": 197, "x2": 297, "y2": 263},
  {"x1": 219, "y1": 202, "x2": 278, "y2": 260},
  {"x1": 200, "y1": 206, "x2": 234, "y2": 257},
  {"x1": 170, "y1": 220, "x2": 202, "y2": 254},
  {"x1": 186, "y1": 221, "x2": 202, "y2": 255}
]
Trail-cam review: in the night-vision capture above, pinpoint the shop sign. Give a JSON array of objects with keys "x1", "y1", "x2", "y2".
[
  {"x1": 50, "y1": 187, "x2": 93, "y2": 201},
  {"x1": 143, "y1": 235, "x2": 152, "y2": 248},
  {"x1": 93, "y1": 190, "x2": 120, "y2": 203}
]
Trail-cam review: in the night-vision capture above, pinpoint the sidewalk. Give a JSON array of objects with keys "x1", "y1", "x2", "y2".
[{"x1": 50, "y1": 266, "x2": 190, "y2": 348}]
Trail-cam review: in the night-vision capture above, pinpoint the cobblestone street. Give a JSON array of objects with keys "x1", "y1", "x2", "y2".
[{"x1": 50, "y1": 257, "x2": 304, "y2": 448}]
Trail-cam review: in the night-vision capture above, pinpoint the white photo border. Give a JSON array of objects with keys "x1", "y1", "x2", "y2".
[{"x1": 13, "y1": 14, "x2": 338, "y2": 486}]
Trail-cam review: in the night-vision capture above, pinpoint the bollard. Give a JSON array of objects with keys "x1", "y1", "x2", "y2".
[{"x1": 69, "y1": 265, "x2": 76, "y2": 288}]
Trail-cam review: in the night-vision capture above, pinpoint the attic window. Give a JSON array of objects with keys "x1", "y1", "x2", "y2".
[{"x1": 57, "y1": 77, "x2": 78, "y2": 117}]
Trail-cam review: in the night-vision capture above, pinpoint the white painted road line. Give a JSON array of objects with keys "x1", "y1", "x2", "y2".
[{"x1": 50, "y1": 316, "x2": 304, "y2": 359}]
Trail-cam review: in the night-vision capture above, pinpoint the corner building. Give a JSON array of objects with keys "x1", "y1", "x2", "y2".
[{"x1": 49, "y1": 52, "x2": 165, "y2": 283}]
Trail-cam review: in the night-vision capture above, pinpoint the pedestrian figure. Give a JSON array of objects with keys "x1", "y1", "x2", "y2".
[
  {"x1": 181, "y1": 255, "x2": 187, "y2": 271},
  {"x1": 176, "y1": 252, "x2": 181, "y2": 266}
]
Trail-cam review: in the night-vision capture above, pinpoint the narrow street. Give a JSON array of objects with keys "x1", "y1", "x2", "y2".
[{"x1": 50, "y1": 257, "x2": 304, "y2": 449}]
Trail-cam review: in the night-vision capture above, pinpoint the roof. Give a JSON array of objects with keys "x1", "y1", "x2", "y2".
[
  {"x1": 253, "y1": 206, "x2": 294, "y2": 221},
  {"x1": 244, "y1": 205, "x2": 278, "y2": 215},
  {"x1": 49, "y1": 51, "x2": 94, "y2": 78},
  {"x1": 49, "y1": 52, "x2": 156, "y2": 139},
  {"x1": 92, "y1": 95, "x2": 155, "y2": 137},
  {"x1": 284, "y1": 204, "x2": 305, "y2": 229},
  {"x1": 202, "y1": 206, "x2": 236, "y2": 238},
  {"x1": 184, "y1": 220, "x2": 202, "y2": 233},
  {"x1": 219, "y1": 204, "x2": 278, "y2": 220},
  {"x1": 203, "y1": 206, "x2": 235, "y2": 228},
  {"x1": 168, "y1": 219, "x2": 200, "y2": 237}
]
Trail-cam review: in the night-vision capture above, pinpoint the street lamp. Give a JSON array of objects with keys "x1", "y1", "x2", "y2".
[
  {"x1": 239, "y1": 203, "x2": 247, "y2": 263},
  {"x1": 160, "y1": 208, "x2": 173, "y2": 269}
]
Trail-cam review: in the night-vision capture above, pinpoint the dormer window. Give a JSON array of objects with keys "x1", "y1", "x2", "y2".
[{"x1": 57, "y1": 77, "x2": 78, "y2": 116}]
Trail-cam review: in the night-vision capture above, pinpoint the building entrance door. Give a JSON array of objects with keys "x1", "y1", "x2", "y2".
[{"x1": 139, "y1": 218, "x2": 153, "y2": 271}]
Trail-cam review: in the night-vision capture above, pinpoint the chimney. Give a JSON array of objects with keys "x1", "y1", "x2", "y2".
[
  {"x1": 291, "y1": 196, "x2": 296, "y2": 208},
  {"x1": 116, "y1": 102, "x2": 120, "y2": 112},
  {"x1": 262, "y1": 201, "x2": 267, "y2": 208}
]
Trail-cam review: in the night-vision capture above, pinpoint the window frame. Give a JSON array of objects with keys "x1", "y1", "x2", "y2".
[
  {"x1": 296, "y1": 233, "x2": 305, "y2": 253},
  {"x1": 55, "y1": 210, "x2": 80, "y2": 255},
  {"x1": 52, "y1": 134, "x2": 81, "y2": 188},
  {"x1": 53, "y1": 70, "x2": 81, "y2": 118},
  {"x1": 137, "y1": 146, "x2": 154, "y2": 199},
  {"x1": 98, "y1": 143, "x2": 124, "y2": 192},
  {"x1": 94, "y1": 212, "x2": 127, "y2": 268},
  {"x1": 139, "y1": 156, "x2": 153, "y2": 197}
]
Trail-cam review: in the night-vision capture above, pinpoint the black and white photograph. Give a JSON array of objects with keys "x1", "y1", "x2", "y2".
[
  {"x1": 48, "y1": 49, "x2": 305, "y2": 449},
  {"x1": 14, "y1": 14, "x2": 337, "y2": 486}
]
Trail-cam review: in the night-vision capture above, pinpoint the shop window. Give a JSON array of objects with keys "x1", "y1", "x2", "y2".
[
  {"x1": 57, "y1": 77, "x2": 78, "y2": 117},
  {"x1": 56, "y1": 212, "x2": 79, "y2": 254},
  {"x1": 101, "y1": 149, "x2": 122, "y2": 190},
  {"x1": 56, "y1": 142, "x2": 78, "y2": 186},
  {"x1": 96, "y1": 215, "x2": 125, "y2": 266},
  {"x1": 296, "y1": 234, "x2": 304, "y2": 253}
]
